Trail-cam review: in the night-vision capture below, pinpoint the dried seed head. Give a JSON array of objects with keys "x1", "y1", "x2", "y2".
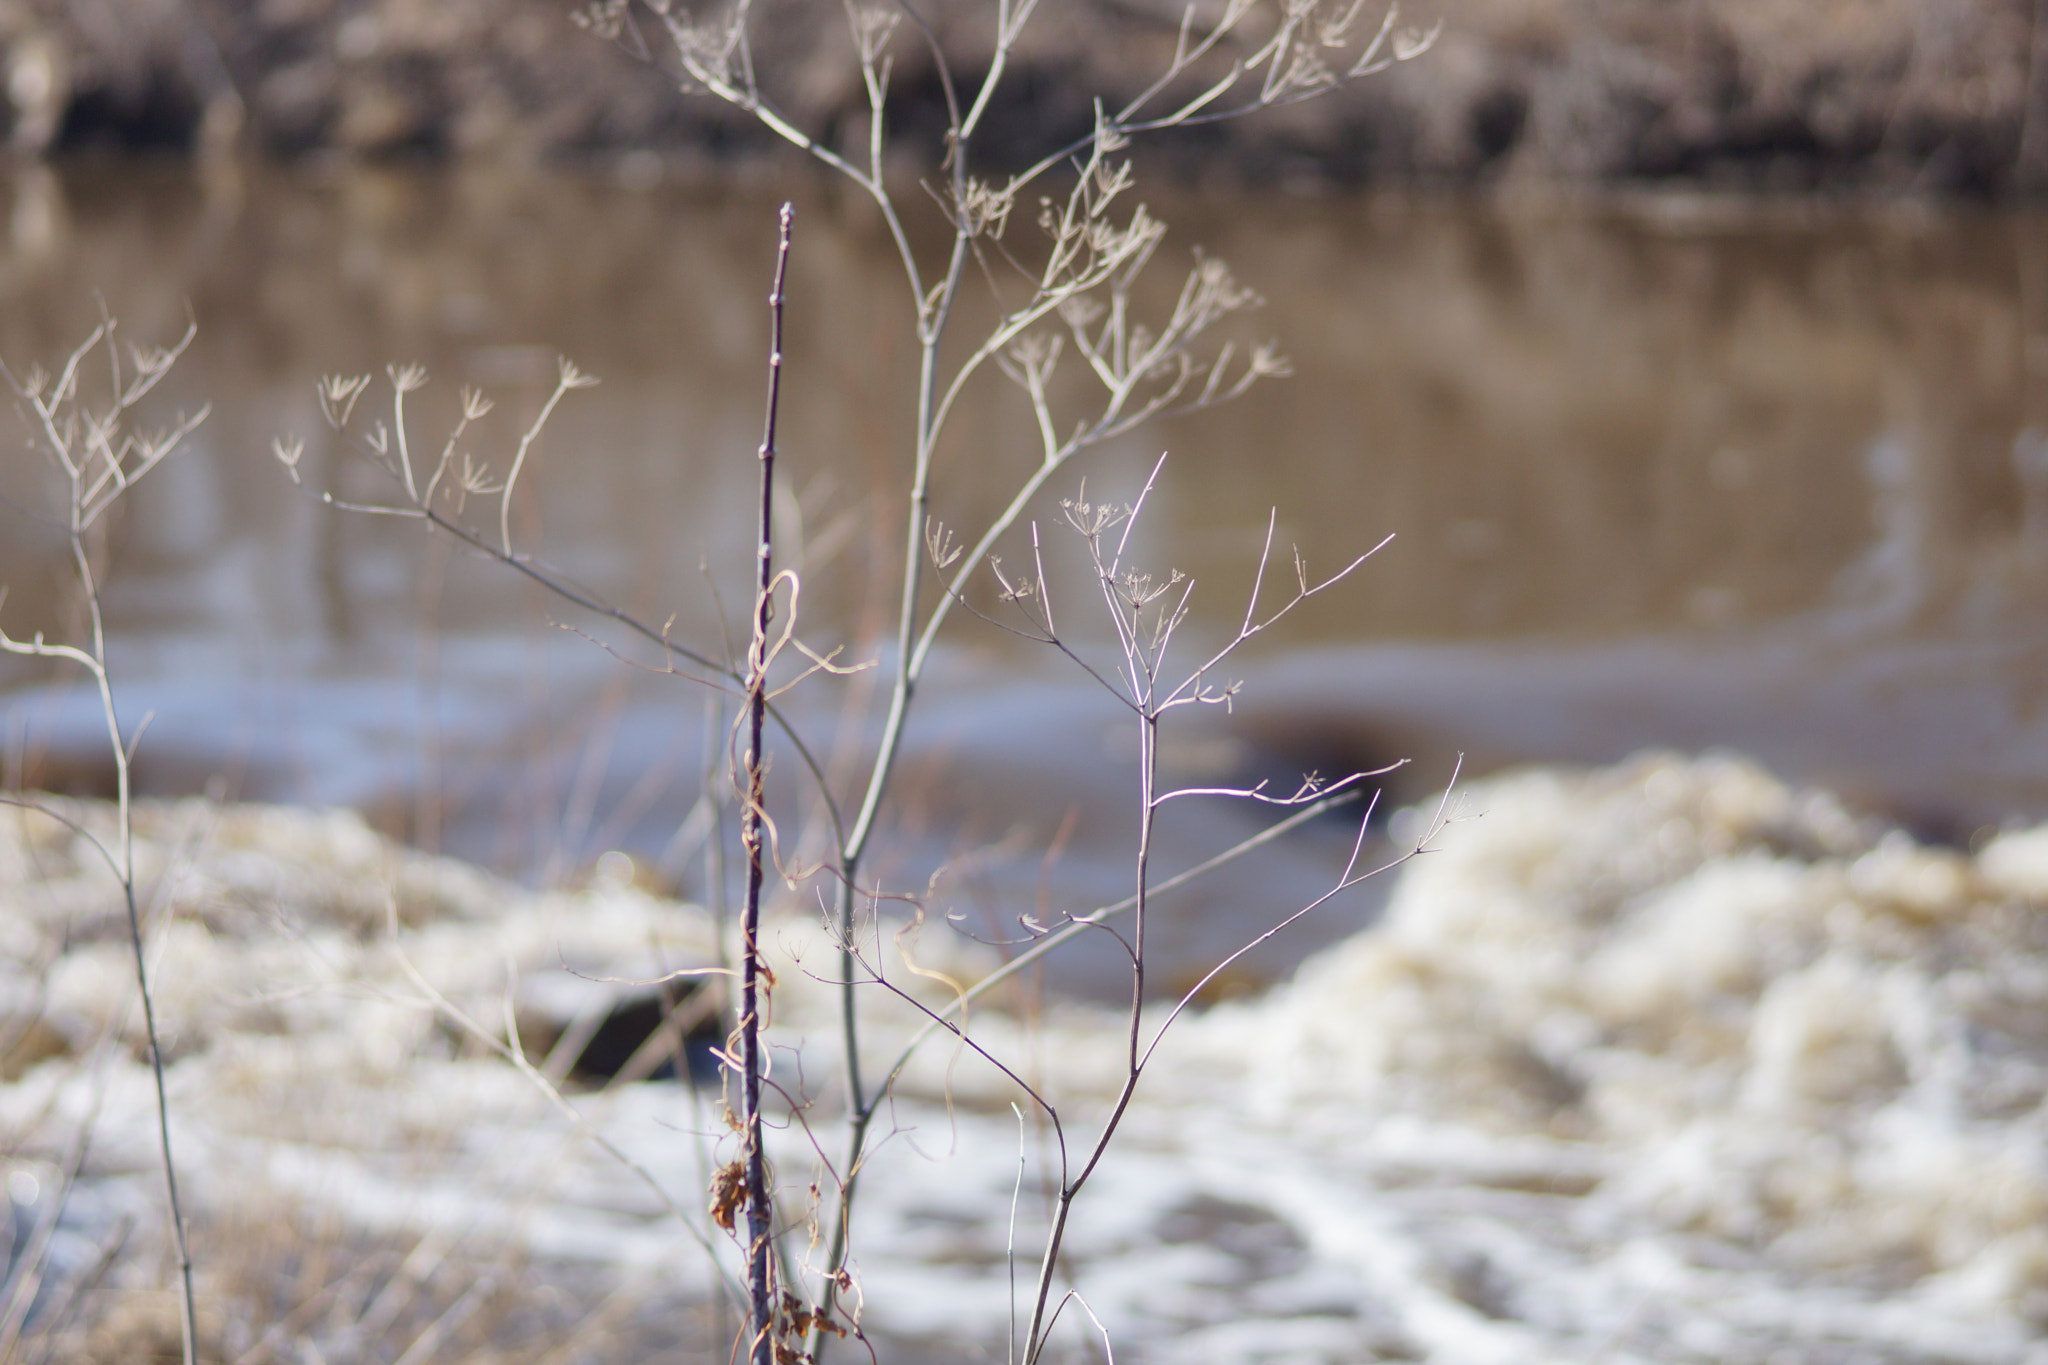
[
  {"x1": 850, "y1": 5, "x2": 900, "y2": 61},
  {"x1": 318, "y1": 373, "x2": 372, "y2": 430},
  {"x1": 571, "y1": 0, "x2": 631, "y2": 39}
]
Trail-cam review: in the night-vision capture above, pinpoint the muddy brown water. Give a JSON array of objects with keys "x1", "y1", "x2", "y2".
[{"x1": 3, "y1": 159, "x2": 2047, "y2": 992}]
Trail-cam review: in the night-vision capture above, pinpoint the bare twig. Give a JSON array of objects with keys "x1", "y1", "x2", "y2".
[{"x1": 734, "y1": 202, "x2": 797, "y2": 1365}]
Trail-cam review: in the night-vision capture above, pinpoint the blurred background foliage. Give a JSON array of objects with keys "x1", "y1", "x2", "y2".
[{"x1": 4, "y1": 1, "x2": 2048, "y2": 197}]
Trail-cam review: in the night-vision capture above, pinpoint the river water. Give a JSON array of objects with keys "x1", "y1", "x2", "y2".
[
  {"x1": 5, "y1": 758, "x2": 2047, "y2": 1363},
  {"x1": 3, "y1": 160, "x2": 2048, "y2": 974}
]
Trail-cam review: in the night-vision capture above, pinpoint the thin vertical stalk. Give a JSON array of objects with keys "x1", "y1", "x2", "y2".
[
  {"x1": 72, "y1": 474, "x2": 198, "y2": 1365},
  {"x1": 3, "y1": 318, "x2": 208, "y2": 1365},
  {"x1": 812, "y1": 216, "x2": 972, "y2": 1324},
  {"x1": 739, "y1": 202, "x2": 795, "y2": 1365},
  {"x1": 122, "y1": 867, "x2": 198, "y2": 1365},
  {"x1": 810, "y1": 85, "x2": 980, "y2": 1361},
  {"x1": 1019, "y1": 705, "x2": 1153, "y2": 1365}
]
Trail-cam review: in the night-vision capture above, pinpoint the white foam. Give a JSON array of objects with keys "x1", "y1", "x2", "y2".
[{"x1": 5, "y1": 755, "x2": 2048, "y2": 1362}]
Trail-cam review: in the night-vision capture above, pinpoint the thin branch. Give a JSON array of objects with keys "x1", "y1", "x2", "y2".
[{"x1": 500, "y1": 358, "x2": 599, "y2": 556}]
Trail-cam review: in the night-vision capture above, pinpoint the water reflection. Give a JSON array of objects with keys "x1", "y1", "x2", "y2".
[
  {"x1": 2, "y1": 162, "x2": 2047, "y2": 973},
  {"x1": 3, "y1": 166, "x2": 2043, "y2": 644}
]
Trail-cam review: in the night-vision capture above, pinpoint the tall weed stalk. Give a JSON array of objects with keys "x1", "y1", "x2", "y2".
[
  {"x1": 284, "y1": 2, "x2": 1446, "y2": 1359},
  {"x1": 0, "y1": 315, "x2": 208, "y2": 1365},
  {"x1": 736, "y1": 202, "x2": 794, "y2": 1365}
]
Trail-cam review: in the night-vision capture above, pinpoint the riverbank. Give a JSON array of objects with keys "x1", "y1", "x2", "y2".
[{"x1": 5, "y1": 0, "x2": 2047, "y2": 198}]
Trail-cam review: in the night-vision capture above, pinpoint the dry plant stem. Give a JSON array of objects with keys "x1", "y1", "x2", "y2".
[
  {"x1": 785, "y1": 102, "x2": 1353, "y2": 1351},
  {"x1": 118, "y1": 839, "x2": 198, "y2": 1365},
  {"x1": 1019, "y1": 708, "x2": 1153, "y2": 1363},
  {"x1": 854, "y1": 501, "x2": 1425, "y2": 1365},
  {"x1": 801, "y1": 37, "x2": 1010, "y2": 1338},
  {"x1": 1003, "y1": 478, "x2": 1400, "y2": 1363},
  {"x1": 0, "y1": 320, "x2": 203, "y2": 1365},
  {"x1": 42, "y1": 588, "x2": 203, "y2": 1365},
  {"x1": 737, "y1": 203, "x2": 795, "y2": 1365},
  {"x1": 811, "y1": 68, "x2": 1154, "y2": 1363}
]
